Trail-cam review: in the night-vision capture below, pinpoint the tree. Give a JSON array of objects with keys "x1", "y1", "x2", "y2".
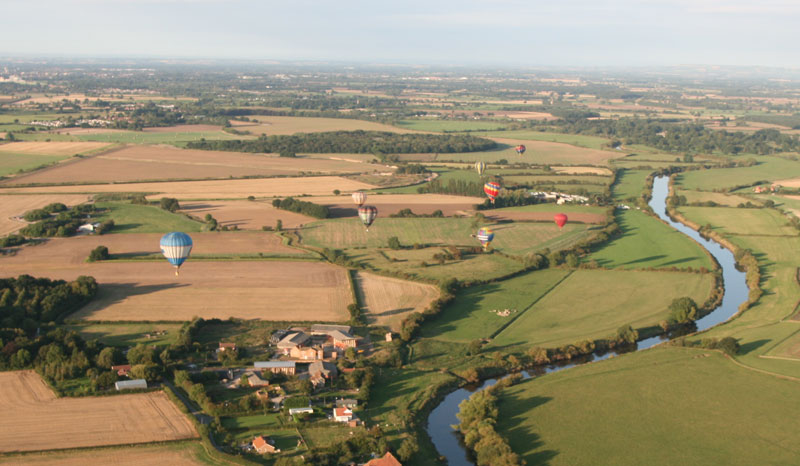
[
  {"x1": 298, "y1": 379, "x2": 313, "y2": 395},
  {"x1": 387, "y1": 236, "x2": 401, "y2": 250},
  {"x1": 126, "y1": 343, "x2": 158, "y2": 365},
  {"x1": 565, "y1": 253, "x2": 580, "y2": 268},
  {"x1": 87, "y1": 245, "x2": 109, "y2": 262},
  {"x1": 397, "y1": 437, "x2": 419, "y2": 462},
  {"x1": 96, "y1": 347, "x2": 120, "y2": 369},
  {"x1": 467, "y1": 339, "x2": 483, "y2": 356},
  {"x1": 159, "y1": 197, "x2": 180, "y2": 213},
  {"x1": 667, "y1": 297, "x2": 698, "y2": 324},
  {"x1": 616, "y1": 324, "x2": 639, "y2": 344},
  {"x1": 275, "y1": 219, "x2": 282, "y2": 231}
]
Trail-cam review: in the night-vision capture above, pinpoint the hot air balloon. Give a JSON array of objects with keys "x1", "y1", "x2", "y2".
[
  {"x1": 475, "y1": 161, "x2": 486, "y2": 176},
  {"x1": 352, "y1": 191, "x2": 367, "y2": 206},
  {"x1": 358, "y1": 205, "x2": 378, "y2": 231},
  {"x1": 515, "y1": 144, "x2": 526, "y2": 156},
  {"x1": 484, "y1": 181, "x2": 500, "y2": 203},
  {"x1": 160, "y1": 232, "x2": 193, "y2": 276},
  {"x1": 476, "y1": 227, "x2": 494, "y2": 250},
  {"x1": 554, "y1": 213, "x2": 568, "y2": 229}
]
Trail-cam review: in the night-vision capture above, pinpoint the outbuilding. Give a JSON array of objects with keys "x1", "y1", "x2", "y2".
[{"x1": 115, "y1": 379, "x2": 147, "y2": 391}]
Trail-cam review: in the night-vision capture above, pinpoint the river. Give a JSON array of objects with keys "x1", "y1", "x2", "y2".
[{"x1": 425, "y1": 175, "x2": 749, "y2": 465}]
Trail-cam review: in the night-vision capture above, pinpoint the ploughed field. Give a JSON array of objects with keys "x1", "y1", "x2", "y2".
[
  {"x1": 0, "y1": 141, "x2": 112, "y2": 156},
  {"x1": 179, "y1": 199, "x2": 315, "y2": 229},
  {"x1": 2, "y1": 144, "x2": 390, "y2": 185},
  {"x1": 0, "y1": 371, "x2": 196, "y2": 453}
]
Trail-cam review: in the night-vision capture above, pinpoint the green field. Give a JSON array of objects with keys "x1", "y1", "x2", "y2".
[
  {"x1": 299, "y1": 425, "x2": 367, "y2": 449},
  {"x1": 77, "y1": 130, "x2": 243, "y2": 145},
  {"x1": 0, "y1": 152, "x2": 67, "y2": 176},
  {"x1": 95, "y1": 202, "x2": 203, "y2": 233},
  {"x1": 679, "y1": 189, "x2": 755, "y2": 207},
  {"x1": 487, "y1": 269, "x2": 715, "y2": 350},
  {"x1": 374, "y1": 168, "x2": 480, "y2": 194},
  {"x1": 677, "y1": 156, "x2": 800, "y2": 191},
  {"x1": 590, "y1": 210, "x2": 715, "y2": 270},
  {"x1": 495, "y1": 347, "x2": 800, "y2": 466},
  {"x1": 65, "y1": 323, "x2": 182, "y2": 347},
  {"x1": 482, "y1": 130, "x2": 611, "y2": 150},
  {"x1": 494, "y1": 203, "x2": 608, "y2": 217},
  {"x1": 394, "y1": 119, "x2": 509, "y2": 132},
  {"x1": 422, "y1": 269, "x2": 571, "y2": 342},
  {"x1": 611, "y1": 169, "x2": 651, "y2": 201},
  {"x1": 300, "y1": 217, "x2": 594, "y2": 256},
  {"x1": 678, "y1": 206, "x2": 797, "y2": 236}
]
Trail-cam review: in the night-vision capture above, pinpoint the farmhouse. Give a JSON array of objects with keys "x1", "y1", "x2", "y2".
[
  {"x1": 252, "y1": 436, "x2": 280, "y2": 454},
  {"x1": 111, "y1": 364, "x2": 131, "y2": 377},
  {"x1": 329, "y1": 330, "x2": 359, "y2": 349},
  {"x1": 276, "y1": 332, "x2": 310, "y2": 354},
  {"x1": 289, "y1": 345, "x2": 323, "y2": 360},
  {"x1": 309, "y1": 361, "x2": 338, "y2": 379},
  {"x1": 218, "y1": 342, "x2": 237, "y2": 352},
  {"x1": 362, "y1": 452, "x2": 403, "y2": 466},
  {"x1": 336, "y1": 398, "x2": 358, "y2": 409},
  {"x1": 333, "y1": 406, "x2": 359, "y2": 425},
  {"x1": 311, "y1": 324, "x2": 352, "y2": 335},
  {"x1": 115, "y1": 379, "x2": 147, "y2": 391},
  {"x1": 254, "y1": 361, "x2": 296, "y2": 375},
  {"x1": 238, "y1": 370, "x2": 269, "y2": 388}
]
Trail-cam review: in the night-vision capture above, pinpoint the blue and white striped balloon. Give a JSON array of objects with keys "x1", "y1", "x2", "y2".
[{"x1": 160, "y1": 232, "x2": 193, "y2": 275}]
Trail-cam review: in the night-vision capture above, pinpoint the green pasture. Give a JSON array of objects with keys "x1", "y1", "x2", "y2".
[
  {"x1": 299, "y1": 425, "x2": 367, "y2": 449},
  {"x1": 487, "y1": 269, "x2": 715, "y2": 351},
  {"x1": 421, "y1": 269, "x2": 571, "y2": 342},
  {"x1": 481, "y1": 130, "x2": 611, "y2": 150},
  {"x1": 754, "y1": 193, "x2": 800, "y2": 214},
  {"x1": 765, "y1": 327, "x2": 800, "y2": 360},
  {"x1": 590, "y1": 209, "x2": 715, "y2": 270},
  {"x1": 394, "y1": 119, "x2": 509, "y2": 132},
  {"x1": 77, "y1": 130, "x2": 243, "y2": 145},
  {"x1": 494, "y1": 203, "x2": 608, "y2": 218},
  {"x1": 0, "y1": 113, "x2": 63, "y2": 124},
  {"x1": 350, "y1": 247, "x2": 526, "y2": 282},
  {"x1": 300, "y1": 217, "x2": 594, "y2": 256},
  {"x1": 374, "y1": 168, "x2": 479, "y2": 194},
  {"x1": 676, "y1": 156, "x2": 800, "y2": 191},
  {"x1": 221, "y1": 413, "x2": 282, "y2": 430},
  {"x1": 0, "y1": 152, "x2": 67, "y2": 176},
  {"x1": 65, "y1": 323, "x2": 181, "y2": 347},
  {"x1": 495, "y1": 347, "x2": 800, "y2": 466},
  {"x1": 503, "y1": 174, "x2": 610, "y2": 185},
  {"x1": 678, "y1": 189, "x2": 755, "y2": 207},
  {"x1": 678, "y1": 206, "x2": 797, "y2": 236},
  {"x1": 611, "y1": 169, "x2": 652, "y2": 201},
  {"x1": 611, "y1": 160, "x2": 695, "y2": 170},
  {"x1": 95, "y1": 201, "x2": 203, "y2": 234}
]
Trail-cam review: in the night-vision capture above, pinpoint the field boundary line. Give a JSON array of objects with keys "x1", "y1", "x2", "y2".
[
  {"x1": 727, "y1": 354, "x2": 800, "y2": 384},
  {"x1": 758, "y1": 355, "x2": 800, "y2": 363},
  {"x1": 488, "y1": 269, "x2": 574, "y2": 340}
]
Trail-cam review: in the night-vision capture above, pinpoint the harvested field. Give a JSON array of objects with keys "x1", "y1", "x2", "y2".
[
  {"x1": 484, "y1": 210, "x2": 606, "y2": 224},
  {"x1": 1, "y1": 442, "x2": 208, "y2": 466},
  {"x1": 0, "y1": 176, "x2": 377, "y2": 200},
  {"x1": 0, "y1": 239, "x2": 350, "y2": 321},
  {"x1": 0, "y1": 194, "x2": 90, "y2": 236},
  {"x1": 3, "y1": 144, "x2": 388, "y2": 185},
  {"x1": 55, "y1": 127, "x2": 126, "y2": 135},
  {"x1": 234, "y1": 115, "x2": 418, "y2": 135},
  {"x1": 0, "y1": 141, "x2": 111, "y2": 156},
  {"x1": 354, "y1": 272, "x2": 439, "y2": 330},
  {"x1": 552, "y1": 166, "x2": 613, "y2": 175},
  {"x1": 0, "y1": 371, "x2": 196, "y2": 453},
  {"x1": 311, "y1": 193, "x2": 483, "y2": 217},
  {"x1": 143, "y1": 124, "x2": 223, "y2": 133},
  {"x1": 491, "y1": 138, "x2": 624, "y2": 165},
  {"x1": 181, "y1": 200, "x2": 314, "y2": 229}
]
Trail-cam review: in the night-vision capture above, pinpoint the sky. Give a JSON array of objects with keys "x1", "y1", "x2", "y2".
[{"x1": 2, "y1": 0, "x2": 799, "y2": 68}]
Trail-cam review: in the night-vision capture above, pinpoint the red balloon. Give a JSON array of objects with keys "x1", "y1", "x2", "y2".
[{"x1": 554, "y1": 213, "x2": 568, "y2": 229}]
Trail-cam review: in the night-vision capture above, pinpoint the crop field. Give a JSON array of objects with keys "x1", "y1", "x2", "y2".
[
  {"x1": 495, "y1": 347, "x2": 800, "y2": 466},
  {"x1": 764, "y1": 328, "x2": 800, "y2": 360},
  {"x1": 232, "y1": 115, "x2": 418, "y2": 135},
  {"x1": 482, "y1": 130, "x2": 611, "y2": 150},
  {"x1": 490, "y1": 138, "x2": 625, "y2": 165},
  {"x1": 353, "y1": 271, "x2": 439, "y2": 330},
  {"x1": 484, "y1": 204, "x2": 607, "y2": 224},
  {"x1": 551, "y1": 166, "x2": 613, "y2": 175},
  {"x1": 4, "y1": 144, "x2": 386, "y2": 185},
  {"x1": 678, "y1": 206, "x2": 797, "y2": 236},
  {"x1": 312, "y1": 193, "x2": 483, "y2": 217},
  {"x1": 0, "y1": 371, "x2": 196, "y2": 452},
  {"x1": 77, "y1": 130, "x2": 242, "y2": 145},
  {"x1": 487, "y1": 269, "x2": 715, "y2": 350},
  {"x1": 180, "y1": 200, "x2": 314, "y2": 229},
  {"x1": 1, "y1": 240, "x2": 351, "y2": 321},
  {"x1": 300, "y1": 217, "x2": 594, "y2": 255},
  {"x1": 0, "y1": 176, "x2": 377, "y2": 199},
  {"x1": 612, "y1": 169, "x2": 651, "y2": 201},
  {"x1": 0, "y1": 442, "x2": 212, "y2": 465},
  {"x1": 503, "y1": 174, "x2": 610, "y2": 185},
  {"x1": 677, "y1": 157, "x2": 800, "y2": 191},
  {"x1": 352, "y1": 247, "x2": 526, "y2": 282},
  {"x1": 0, "y1": 141, "x2": 112, "y2": 156},
  {"x1": 0, "y1": 194, "x2": 90, "y2": 236},
  {"x1": 393, "y1": 119, "x2": 508, "y2": 132},
  {"x1": 590, "y1": 210, "x2": 715, "y2": 270}
]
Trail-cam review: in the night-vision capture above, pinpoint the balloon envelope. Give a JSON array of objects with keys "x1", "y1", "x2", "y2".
[
  {"x1": 352, "y1": 191, "x2": 367, "y2": 206},
  {"x1": 515, "y1": 144, "x2": 526, "y2": 155},
  {"x1": 358, "y1": 205, "x2": 378, "y2": 228},
  {"x1": 484, "y1": 181, "x2": 500, "y2": 202},
  {"x1": 475, "y1": 161, "x2": 486, "y2": 176},
  {"x1": 160, "y1": 232, "x2": 193, "y2": 268},
  {"x1": 554, "y1": 213, "x2": 568, "y2": 229},
  {"x1": 476, "y1": 227, "x2": 494, "y2": 248}
]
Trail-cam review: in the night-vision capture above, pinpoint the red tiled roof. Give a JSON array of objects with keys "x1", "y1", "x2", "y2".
[
  {"x1": 252, "y1": 436, "x2": 268, "y2": 449},
  {"x1": 364, "y1": 452, "x2": 402, "y2": 466}
]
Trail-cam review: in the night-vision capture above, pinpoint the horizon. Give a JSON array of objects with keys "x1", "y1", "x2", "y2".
[{"x1": 2, "y1": 0, "x2": 799, "y2": 69}]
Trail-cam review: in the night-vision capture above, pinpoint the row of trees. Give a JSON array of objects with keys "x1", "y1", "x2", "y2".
[
  {"x1": 187, "y1": 131, "x2": 497, "y2": 154},
  {"x1": 272, "y1": 197, "x2": 329, "y2": 218},
  {"x1": 19, "y1": 204, "x2": 97, "y2": 238}
]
